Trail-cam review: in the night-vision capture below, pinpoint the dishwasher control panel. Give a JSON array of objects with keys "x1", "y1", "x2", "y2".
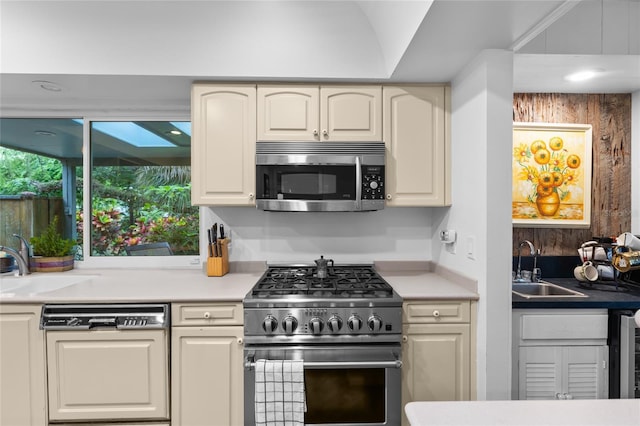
[{"x1": 40, "y1": 303, "x2": 169, "y2": 330}]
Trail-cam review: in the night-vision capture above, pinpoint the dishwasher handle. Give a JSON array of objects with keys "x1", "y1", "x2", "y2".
[{"x1": 88, "y1": 317, "x2": 117, "y2": 328}]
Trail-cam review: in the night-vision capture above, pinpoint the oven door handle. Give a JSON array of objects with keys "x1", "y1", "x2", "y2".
[{"x1": 244, "y1": 358, "x2": 402, "y2": 370}]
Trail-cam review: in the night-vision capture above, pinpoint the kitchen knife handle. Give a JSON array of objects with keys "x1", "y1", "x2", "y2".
[
  {"x1": 219, "y1": 224, "x2": 225, "y2": 240},
  {"x1": 207, "y1": 229, "x2": 213, "y2": 257}
]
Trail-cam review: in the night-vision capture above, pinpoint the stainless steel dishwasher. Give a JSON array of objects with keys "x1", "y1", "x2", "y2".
[{"x1": 40, "y1": 303, "x2": 170, "y2": 424}]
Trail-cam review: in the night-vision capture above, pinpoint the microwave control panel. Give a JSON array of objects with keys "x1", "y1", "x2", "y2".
[{"x1": 362, "y1": 166, "x2": 385, "y2": 200}]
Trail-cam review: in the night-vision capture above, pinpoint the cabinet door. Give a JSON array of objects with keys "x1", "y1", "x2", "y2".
[
  {"x1": 401, "y1": 323, "x2": 470, "y2": 426},
  {"x1": 320, "y1": 86, "x2": 382, "y2": 141},
  {"x1": 0, "y1": 305, "x2": 47, "y2": 426},
  {"x1": 564, "y1": 346, "x2": 608, "y2": 399},
  {"x1": 257, "y1": 85, "x2": 319, "y2": 141},
  {"x1": 191, "y1": 84, "x2": 256, "y2": 205},
  {"x1": 518, "y1": 346, "x2": 563, "y2": 400},
  {"x1": 171, "y1": 326, "x2": 244, "y2": 426},
  {"x1": 46, "y1": 329, "x2": 169, "y2": 422},
  {"x1": 383, "y1": 86, "x2": 449, "y2": 206},
  {"x1": 518, "y1": 346, "x2": 608, "y2": 400}
]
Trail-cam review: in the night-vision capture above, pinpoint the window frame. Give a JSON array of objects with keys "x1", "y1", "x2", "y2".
[{"x1": 79, "y1": 115, "x2": 201, "y2": 270}]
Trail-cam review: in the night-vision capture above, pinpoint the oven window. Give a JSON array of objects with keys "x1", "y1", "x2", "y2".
[{"x1": 304, "y1": 368, "x2": 385, "y2": 424}]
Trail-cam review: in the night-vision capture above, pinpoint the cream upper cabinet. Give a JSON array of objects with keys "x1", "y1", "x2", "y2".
[
  {"x1": 401, "y1": 300, "x2": 475, "y2": 426},
  {"x1": 0, "y1": 304, "x2": 47, "y2": 426},
  {"x1": 257, "y1": 86, "x2": 319, "y2": 141},
  {"x1": 191, "y1": 84, "x2": 256, "y2": 206},
  {"x1": 257, "y1": 85, "x2": 382, "y2": 141},
  {"x1": 383, "y1": 86, "x2": 450, "y2": 206}
]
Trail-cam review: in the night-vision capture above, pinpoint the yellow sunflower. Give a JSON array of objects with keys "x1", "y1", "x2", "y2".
[
  {"x1": 534, "y1": 148, "x2": 551, "y2": 165},
  {"x1": 518, "y1": 166, "x2": 538, "y2": 182},
  {"x1": 567, "y1": 154, "x2": 581, "y2": 168},
  {"x1": 548, "y1": 154, "x2": 565, "y2": 169},
  {"x1": 563, "y1": 169, "x2": 580, "y2": 184},
  {"x1": 538, "y1": 171, "x2": 554, "y2": 186},
  {"x1": 530, "y1": 140, "x2": 546, "y2": 154},
  {"x1": 549, "y1": 136, "x2": 563, "y2": 151},
  {"x1": 513, "y1": 143, "x2": 529, "y2": 162}
]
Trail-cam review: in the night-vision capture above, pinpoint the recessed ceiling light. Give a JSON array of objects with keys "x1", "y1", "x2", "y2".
[
  {"x1": 564, "y1": 70, "x2": 600, "y2": 82},
  {"x1": 31, "y1": 80, "x2": 63, "y2": 92},
  {"x1": 34, "y1": 130, "x2": 56, "y2": 137}
]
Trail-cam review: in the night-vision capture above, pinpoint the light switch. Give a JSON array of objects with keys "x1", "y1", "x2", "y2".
[{"x1": 466, "y1": 236, "x2": 475, "y2": 260}]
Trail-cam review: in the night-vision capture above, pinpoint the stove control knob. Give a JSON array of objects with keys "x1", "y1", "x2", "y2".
[
  {"x1": 348, "y1": 315, "x2": 363, "y2": 332},
  {"x1": 282, "y1": 316, "x2": 298, "y2": 334},
  {"x1": 262, "y1": 315, "x2": 278, "y2": 334},
  {"x1": 368, "y1": 315, "x2": 383, "y2": 332},
  {"x1": 327, "y1": 315, "x2": 343, "y2": 333},
  {"x1": 309, "y1": 318, "x2": 324, "y2": 335}
]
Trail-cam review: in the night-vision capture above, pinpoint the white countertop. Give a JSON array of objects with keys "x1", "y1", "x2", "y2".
[
  {"x1": 0, "y1": 264, "x2": 478, "y2": 303},
  {"x1": 405, "y1": 400, "x2": 640, "y2": 426}
]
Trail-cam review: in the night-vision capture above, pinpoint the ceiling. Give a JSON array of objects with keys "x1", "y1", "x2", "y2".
[{"x1": 0, "y1": 0, "x2": 638, "y2": 155}]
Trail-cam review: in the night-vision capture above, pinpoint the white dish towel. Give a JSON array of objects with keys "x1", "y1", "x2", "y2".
[{"x1": 255, "y1": 359, "x2": 305, "y2": 426}]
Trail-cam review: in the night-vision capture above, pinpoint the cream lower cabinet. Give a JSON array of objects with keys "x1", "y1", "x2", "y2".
[
  {"x1": 191, "y1": 84, "x2": 257, "y2": 206},
  {"x1": 512, "y1": 309, "x2": 609, "y2": 400},
  {"x1": 401, "y1": 300, "x2": 475, "y2": 426},
  {"x1": 257, "y1": 85, "x2": 382, "y2": 141},
  {"x1": 171, "y1": 303, "x2": 244, "y2": 426},
  {"x1": 383, "y1": 85, "x2": 450, "y2": 206},
  {"x1": 0, "y1": 304, "x2": 47, "y2": 426}
]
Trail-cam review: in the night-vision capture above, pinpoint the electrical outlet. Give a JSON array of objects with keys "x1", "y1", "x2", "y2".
[{"x1": 439, "y1": 230, "x2": 457, "y2": 244}]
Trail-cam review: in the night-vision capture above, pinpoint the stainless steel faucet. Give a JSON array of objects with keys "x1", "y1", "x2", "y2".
[
  {"x1": 514, "y1": 240, "x2": 536, "y2": 282},
  {"x1": 0, "y1": 246, "x2": 31, "y2": 276},
  {"x1": 13, "y1": 234, "x2": 32, "y2": 269}
]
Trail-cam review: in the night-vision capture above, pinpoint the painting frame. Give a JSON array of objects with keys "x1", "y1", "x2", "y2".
[{"x1": 512, "y1": 122, "x2": 592, "y2": 228}]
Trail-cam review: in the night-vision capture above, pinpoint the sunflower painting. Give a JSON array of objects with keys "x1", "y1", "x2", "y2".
[{"x1": 512, "y1": 122, "x2": 592, "y2": 228}]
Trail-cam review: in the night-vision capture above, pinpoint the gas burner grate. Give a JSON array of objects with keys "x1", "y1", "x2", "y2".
[{"x1": 251, "y1": 265, "x2": 394, "y2": 299}]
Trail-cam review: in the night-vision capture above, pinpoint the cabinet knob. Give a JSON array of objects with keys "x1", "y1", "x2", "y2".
[
  {"x1": 237, "y1": 338, "x2": 243, "y2": 345},
  {"x1": 313, "y1": 129, "x2": 319, "y2": 136},
  {"x1": 203, "y1": 312, "x2": 211, "y2": 319},
  {"x1": 249, "y1": 193, "x2": 254, "y2": 199},
  {"x1": 322, "y1": 129, "x2": 328, "y2": 137},
  {"x1": 402, "y1": 335, "x2": 408, "y2": 343},
  {"x1": 386, "y1": 194, "x2": 392, "y2": 200},
  {"x1": 432, "y1": 310, "x2": 440, "y2": 317}
]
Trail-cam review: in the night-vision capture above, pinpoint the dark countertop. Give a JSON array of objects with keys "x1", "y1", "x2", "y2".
[{"x1": 512, "y1": 278, "x2": 640, "y2": 309}]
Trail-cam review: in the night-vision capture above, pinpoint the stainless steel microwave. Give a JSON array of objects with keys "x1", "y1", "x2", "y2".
[{"x1": 256, "y1": 141, "x2": 385, "y2": 212}]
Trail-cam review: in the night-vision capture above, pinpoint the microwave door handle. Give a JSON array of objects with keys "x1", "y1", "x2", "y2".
[{"x1": 355, "y1": 156, "x2": 362, "y2": 210}]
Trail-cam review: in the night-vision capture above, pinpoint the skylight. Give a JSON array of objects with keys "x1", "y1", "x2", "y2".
[
  {"x1": 170, "y1": 122, "x2": 191, "y2": 136},
  {"x1": 92, "y1": 122, "x2": 177, "y2": 148}
]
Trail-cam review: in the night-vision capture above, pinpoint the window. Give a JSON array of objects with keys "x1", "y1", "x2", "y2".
[{"x1": 0, "y1": 117, "x2": 199, "y2": 267}]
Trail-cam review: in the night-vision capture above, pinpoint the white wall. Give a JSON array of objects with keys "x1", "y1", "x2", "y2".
[
  {"x1": 632, "y1": 90, "x2": 640, "y2": 234},
  {"x1": 202, "y1": 206, "x2": 433, "y2": 264},
  {"x1": 433, "y1": 49, "x2": 514, "y2": 400}
]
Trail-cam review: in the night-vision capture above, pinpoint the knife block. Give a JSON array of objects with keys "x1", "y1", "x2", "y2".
[{"x1": 207, "y1": 238, "x2": 230, "y2": 277}]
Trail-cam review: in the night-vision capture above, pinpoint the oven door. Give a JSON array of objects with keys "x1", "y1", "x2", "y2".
[{"x1": 244, "y1": 344, "x2": 402, "y2": 426}]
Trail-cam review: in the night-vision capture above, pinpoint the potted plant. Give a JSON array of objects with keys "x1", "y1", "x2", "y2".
[{"x1": 30, "y1": 216, "x2": 76, "y2": 272}]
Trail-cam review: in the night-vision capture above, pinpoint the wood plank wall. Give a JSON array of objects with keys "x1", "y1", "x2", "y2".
[{"x1": 513, "y1": 93, "x2": 632, "y2": 256}]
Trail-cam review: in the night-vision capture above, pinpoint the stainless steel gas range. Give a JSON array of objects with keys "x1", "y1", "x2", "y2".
[{"x1": 243, "y1": 261, "x2": 403, "y2": 426}]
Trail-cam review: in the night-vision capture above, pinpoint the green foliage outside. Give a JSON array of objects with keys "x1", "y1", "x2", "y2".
[
  {"x1": 1, "y1": 147, "x2": 198, "y2": 256},
  {"x1": 30, "y1": 216, "x2": 76, "y2": 257}
]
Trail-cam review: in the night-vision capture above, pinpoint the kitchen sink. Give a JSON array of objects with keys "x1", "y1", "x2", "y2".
[
  {"x1": 0, "y1": 274, "x2": 95, "y2": 295},
  {"x1": 512, "y1": 281, "x2": 588, "y2": 298}
]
